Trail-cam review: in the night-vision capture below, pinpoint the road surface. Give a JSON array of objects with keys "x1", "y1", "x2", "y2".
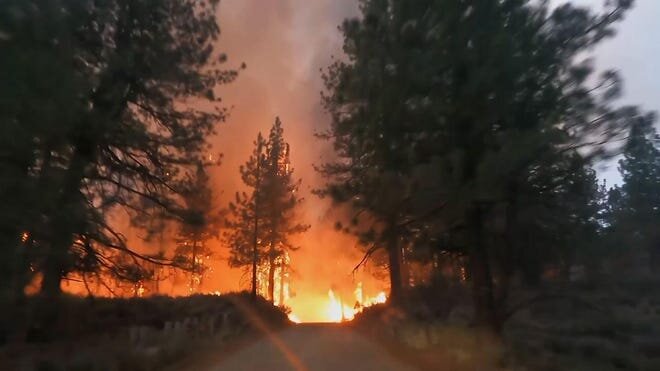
[{"x1": 207, "y1": 323, "x2": 416, "y2": 371}]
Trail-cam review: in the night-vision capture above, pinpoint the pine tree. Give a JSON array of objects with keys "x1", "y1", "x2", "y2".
[
  {"x1": 614, "y1": 118, "x2": 660, "y2": 270},
  {"x1": 225, "y1": 118, "x2": 308, "y2": 302},
  {"x1": 319, "y1": 0, "x2": 639, "y2": 332},
  {"x1": 225, "y1": 134, "x2": 267, "y2": 299},
  {"x1": 0, "y1": 0, "x2": 240, "y2": 300},
  {"x1": 0, "y1": 0, "x2": 94, "y2": 305},
  {"x1": 261, "y1": 118, "x2": 309, "y2": 302},
  {"x1": 174, "y1": 163, "x2": 221, "y2": 293}
]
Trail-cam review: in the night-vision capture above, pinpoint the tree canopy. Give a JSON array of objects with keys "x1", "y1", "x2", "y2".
[
  {"x1": 318, "y1": 0, "x2": 645, "y2": 331},
  {"x1": 0, "y1": 0, "x2": 239, "y2": 301}
]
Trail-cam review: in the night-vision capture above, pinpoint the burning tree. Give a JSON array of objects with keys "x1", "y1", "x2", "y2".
[
  {"x1": 174, "y1": 162, "x2": 222, "y2": 293},
  {"x1": 225, "y1": 118, "x2": 309, "y2": 302},
  {"x1": 225, "y1": 133, "x2": 267, "y2": 299}
]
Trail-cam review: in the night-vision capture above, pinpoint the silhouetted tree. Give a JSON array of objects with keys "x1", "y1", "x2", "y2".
[
  {"x1": 0, "y1": 0, "x2": 94, "y2": 305},
  {"x1": 261, "y1": 118, "x2": 309, "y2": 302},
  {"x1": 0, "y1": 0, "x2": 239, "y2": 301},
  {"x1": 319, "y1": 0, "x2": 641, "y2": 333},
  {"x1": 610, "y1": 117, "x2": 660, "y2": 270},
  {"x1": 174, "y1": 163, "x2": 221, "y2": 293},
  {"x1": 226, "y1": 118, "x2": 308, "y2": 302},
  {"x1": 225, "y1": 134, "x2": 268, "y2": 299}
]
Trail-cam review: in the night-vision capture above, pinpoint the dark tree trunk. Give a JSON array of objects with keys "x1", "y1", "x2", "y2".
[
  {"x1": 267, "y1": 247, "x2": 276, "y2": 302},
  {"x1": 39, "y1": 122, "x2": 97, "y2": 297},
  {"x1": 469, "y1": 205, "x2": 500, "y2": 334},
  {"x1": 38, "y1": 51, "x2": 133, "y2": 300},
  {"x1": 40, "y1": 247, "x2": 66, "y2": 298},
  {"x1": 251, "y1": 225, "x2": 258, "y2": 299},
  {"x1": 251, "y1": 254, "x2": 258, "y2": 299},
  {"x1": 41, "y1": 215, "x2": 73, "y2": 299},
  {"x1": 40, "y1": 207, "x2": 84, "y2": 299},
  {"x1": 190, "y1": 240, "x2": 197, "y2": 292},
  {"x1": 387, "y1": 228, "x2": 403, "y2": 306},
  {"x1": 496, "y1": 201, "x2": 516, "y2": 311},
  {"x1": 279, "y1": 262, "x2": 285, "y2": 305},
  {"x1": 251, "y1": 142, "x2": 263, "y2": 301}
]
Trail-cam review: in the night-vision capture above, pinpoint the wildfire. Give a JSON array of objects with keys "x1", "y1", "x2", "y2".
[
  {"x1": 327, "y1": 289, "x2": 355, "y2": 322},
  {"x1": 289, "y1": 282, "x2": 387, "y2": 323},
  {"x1": 136, "y1": 281, "x2": 145, "y2": 297}
]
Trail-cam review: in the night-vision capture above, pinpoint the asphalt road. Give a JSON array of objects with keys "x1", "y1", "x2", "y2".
[{"x1": 208, "y1": 323, "x2": 415, "y2": 371}]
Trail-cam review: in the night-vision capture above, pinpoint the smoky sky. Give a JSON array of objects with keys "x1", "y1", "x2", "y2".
[
  {"x1": 214, "y1": 0, "x2": 658, "y2": 190},
  {"x1": 209, "y1": 0, "x2": 371, "y2": 320},
  {"x1": 556, "y1": 0, "x2": 660, "y2": 184}
]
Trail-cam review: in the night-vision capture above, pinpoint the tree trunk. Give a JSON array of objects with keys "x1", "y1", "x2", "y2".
[
  {"x1": 41, "y1": 221, "x2": 72, "y2": 299},
  {"x1": 39, "y1": 128, "x2": 96, "y2": 298},
  {"x1": 251, "y1": 142, "x2": 263, "y2": 301},
  {"x1": 250, "y1": 207, "x2": 259, "y2": 299},
  {"x1": 40, "y1": 184, "x2": 82, "y2": 298},
  {"x1": 251, "y1": 252, "x2": 258, "y2": 299},
  {"x1": 40, "y1": 261, "x2": 66, "y2": 298},
  {"x1": 267, "y1": 248, "x2": 276, "y2": 302},
  {"x1": 469, "y1": 205, "x2": 500, "y2": 334},
  {"x1": 387, "y1": 229, "x2": 403, "y2": 306},
  {"x1": 39, "y1": 59, "x2": 132, "y2": 299},
  {"x1": 190, "y1": 240, "x2": 197, "y2": 293},
  {"x1": 496, "y1": 202, "x2": 516, "y2": 311},
  {"x1": 278, "y1": 262, "x2": 285, "y2": 306},
  {"x1": 401, "y1": 243, "x2": 410, "y2": 288}
]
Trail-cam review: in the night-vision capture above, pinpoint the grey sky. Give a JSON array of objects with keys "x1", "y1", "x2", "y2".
[{"x1": 565, "y1": 0, "x2": 660, "y2": 184}]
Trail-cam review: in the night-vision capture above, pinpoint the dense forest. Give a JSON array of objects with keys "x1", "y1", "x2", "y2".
[
  {"x1": 317, "y1": 0, "x2": 658, "y2": 334},
  {"x1": 1, "y1": 0, "x2": 659, "y2": 370}
]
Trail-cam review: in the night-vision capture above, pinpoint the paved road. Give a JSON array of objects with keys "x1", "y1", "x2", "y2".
[{"x1": 209, "y1": 324, "x2": 415, "y2": 371}]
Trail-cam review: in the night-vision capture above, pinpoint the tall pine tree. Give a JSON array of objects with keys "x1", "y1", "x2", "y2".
[
  {"x1": 613, "y1": 117, "x2": 660, "y2": 270},
  {"x1": 0, "y1": 0, "x2": 240, "y2": 300},
  {"x1": 174, "y1": 163, "x2": 221, "y2": 293},
  {"x1": 225, "y1": 118, "x2": 308, "y2": 302},
  {"x1": 261, "y1": 118, "x2": 309, "y2": 302},
  {"x1": 225, "y1": 134, "x2": 267, "y2": 299},
  {"x1": 319, "y1": 0, "x2": 640, "y2": 332}
]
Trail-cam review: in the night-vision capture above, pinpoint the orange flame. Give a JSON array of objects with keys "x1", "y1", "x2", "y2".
[{"x1": 289, "y1": 282, "x2": 387, "y2": 323}]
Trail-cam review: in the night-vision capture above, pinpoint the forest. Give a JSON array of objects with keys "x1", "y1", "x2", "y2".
[{"x1": 1, "y1": 0, "x2": 659, "y2": 370}]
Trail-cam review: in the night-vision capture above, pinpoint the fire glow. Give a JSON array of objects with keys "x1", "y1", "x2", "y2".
[{"x1": 288, "y1": 282, "x2": 387, "y2": 323}]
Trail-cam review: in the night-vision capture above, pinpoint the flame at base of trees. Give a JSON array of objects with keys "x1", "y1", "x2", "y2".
[
  {"x1": 252, "y1": 252, "x2": 291, "y2": 306},
  {"x1": 288, "y1": 282, "x2": 387, "y2": 324}
]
